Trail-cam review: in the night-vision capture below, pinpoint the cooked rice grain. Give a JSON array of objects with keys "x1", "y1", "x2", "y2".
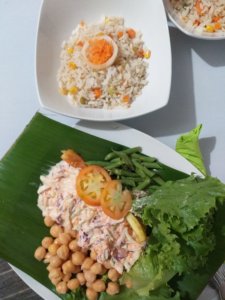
[{"x1": 57, "y1": 17, "x2": 150, "y2": 109}]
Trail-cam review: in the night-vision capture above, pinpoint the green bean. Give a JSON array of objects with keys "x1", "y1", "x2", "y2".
[
  {"x1": 142, "y1": 162, "x2": 162, "y2": 169},
  {"x1": 112, "y1": 150, "x2": 134, "y2": 170},
  {"x1": 121, "y1": 178, "x2": 136, "y2": 187},
  {"x1": 121, "y1": 176, "x2": 143, "y2": 183},
  {"x1": 86, "y1": 161, "x2": 109, "y2": 167},
  {"x1": 131, "y1": 153, "x2": 156, "y2": 163},
  {"x1": 135, "y1": 178, "x2": 151, "y2": 190},
  {"x1": 104, "y1": 147, "x2": 142, "y2": 161},
  {"x1": 106, "y1": 160, "x2": 123, "y2": 169},
  {"x1": 152, "y1": 176, "x2": 165, "y2": 185},
  {"x1": 132, "y1": 159, "x2": 155, "y2": 178},
  {"x1": 111, "y1": 169, "x2": 141, "y2": 177}
]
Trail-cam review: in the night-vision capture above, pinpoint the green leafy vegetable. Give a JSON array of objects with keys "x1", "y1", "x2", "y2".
[
  {"x1": 176, "y1": 124, "x2": 207, "y2": 175},
  {"x1": 126, "y1": 176, "x2": 225, "y2": 298}
]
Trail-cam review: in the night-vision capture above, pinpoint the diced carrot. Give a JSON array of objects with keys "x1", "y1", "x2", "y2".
[
  {"x1": 127, "y1": 28, "x2": 136, "y2": 39},
  {"x1": 77, "y1": 40, "x2": 84, "y2": 47},
  {"x1": 195, "y1": 0, "x2": 203, "y2": 16},
  {"x1": 80, "y1": 20, "x2": 85, "y2": 27},
  {"x1": 212, "y1": 16, "x2": 221, "y2": 23},
  {"x1": 122, "y1": 95, "x2": 130, "y2": 103},
  {"x1": 214, "y1": 22, "x2": 222, "y2": 30},
  {"x1": 136, "y1": 49, "x2": 144, "y2": 58},
  {"x1": 193, "y1": 19, "x2": 200, "y2": 26},
  {"x1": 92, "y1": 88, "x2": 102, "y2": 99},
  {"x1": 117, "y1": 31, "x2": 124, "y2": 39}
]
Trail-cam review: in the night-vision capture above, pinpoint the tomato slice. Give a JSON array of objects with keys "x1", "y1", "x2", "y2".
[
  {"x1": 76, "y1": 165, "x2": 111, "y2": 206},
  {"x1": 61, "y1": 149, "x2": 86, "y2": 169},
  {"x1": 101, "y1": 180, "x2": 132, "y2": 220}
]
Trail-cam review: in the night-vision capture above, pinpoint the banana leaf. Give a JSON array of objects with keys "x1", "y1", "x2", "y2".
[{"x1": 0, "y1": 112, "x2": 224, "y2": 299}]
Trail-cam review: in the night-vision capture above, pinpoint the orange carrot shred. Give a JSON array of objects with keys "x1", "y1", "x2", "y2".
[
  {"x1": 214, "y1": 22, "x2": 222, "y2": 30},
  {"x1": 212, "y1": 16, "x2": 221, "y2": 23},
  {"x1": 77, "y1": 40, "x2": 84, "y2": 47},
  {"x1": 122, "y1": 95, "x2": 130, "y2": 103}
]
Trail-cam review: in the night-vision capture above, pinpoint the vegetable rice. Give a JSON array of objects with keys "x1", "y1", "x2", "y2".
[
  {"x1": 57, "y1": 17, "x2": 150, "y2": 109},
  {"x1": 169, "y1": 0, "x2": 225, "y2": 33}
]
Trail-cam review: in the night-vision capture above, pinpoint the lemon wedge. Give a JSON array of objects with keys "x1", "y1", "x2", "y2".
[{"x1": 126, "y1": 213, "x2": 147, "y2": 243}]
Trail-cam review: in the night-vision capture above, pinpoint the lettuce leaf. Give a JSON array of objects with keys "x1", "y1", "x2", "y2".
[
  {"x1": 99, "y1": 285, "x2": 180, "y2": 300},
  {"x1": 176, "y1": 124, "x2": 207, "y2": 175},
  {"x1": 126, "y1": 176, "x2": 225, "y2": 297}
]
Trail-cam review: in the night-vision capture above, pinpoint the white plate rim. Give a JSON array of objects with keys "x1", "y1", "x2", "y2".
[{"x1": 9, "y1": 111, "x2": 202, "y2": 299}]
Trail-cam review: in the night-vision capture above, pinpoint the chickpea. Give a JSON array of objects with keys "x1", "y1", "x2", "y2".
[
  {"x1": 58, "y1": 232, "x2": 71, "y2": 245},
  {"x1": 103, "y1": 260, "x2": 112, "y2": 269},
  {"x1": 51, "y1": 276, "x2": 61, "y2": 286},
  {"x1": 90, "y1": 262, "x2": 103, "y2": 275},
  {"x1": 108, "y1": 269, "x2": 121, "y2": 282},
  {"x1": 48, "y1": 243, "x2": 59, "y2": 256},
  {"x1": 50, "y1": 224, "x2": 63, "y2": 238},
  {"x1": 86, "y1": 288, "x2": 98, "y2": 300},
  {"x1": 92, "y1": 279, "x2": 106, "y2": 292},
  {"x1": 54, "y1": 238, "x2": 61, "y2": 245},
  {"x1": 44, "y1": 252, "x2": 52, "y2": 264},
  {"x1": 44, "y1": 216, "x2": 55, "y2": 227},
  {"x1": 106, "y1": 282, "x2": 120, "y2": 295},
  {"x1": 69, "y1": 240, "x2": 80, "y2": 252},
  {"x1": 124, "y1": 278, "x2": 132, "y2": 289},
  {"x1": 90, "y1": 250, "x2": 97, "y2": 261},
  {"x1": 56, "y1": 281, "x2": 68, "y2": 294},
  {"x1": 57, "y1": 245, "x2": 70, "y2": 260},
  {"x1": 41, "y1": 236, "x2": 54, "y2": 249},
  {"x1": 99, "y1": 266, "x2": 107, "y2": 275},
  {"x1": 86, "y1": 281, "x2": 93, "y2": 288},
  {"x1": 81, "y1": 257, "x2": 94, "y2": 270},
  {"x1": 50, "y1": 256, "x2": 63, "y2": 268},
  {"x1": 67, "y1": 278, "x2": 80, "y2": 291},
  {"x1": 72, "y1": 251, "x2": 86, "y2": 266},
  {"x1": 62, "y1": 260, "x2": 76, "y2": 274},
  {"x1": 47, "y1": 264, "x2": 54, "y2": 272},
  {"x1": 84, "y1": 270, "x2": 96, "y2": 283},
  {"x1": 63, "y1": 273, "x2": 72, "y2": 282},
  {"x1": 49, "y1": 267, "x2": 62, "y2": 279},
  {"x1": 77, "y1": 272, "x2": 86, "y2": 285},
  {"x1": 34, "y1": 246, "x2": 46, "y2": 261},
  {"x1": 67, "y1": 229, "x2": 77, "y2": 238}
]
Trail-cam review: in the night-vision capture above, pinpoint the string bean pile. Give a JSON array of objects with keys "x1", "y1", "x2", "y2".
[{"x1": 86, "y1": 147, "x2": 165, "y2": 193}]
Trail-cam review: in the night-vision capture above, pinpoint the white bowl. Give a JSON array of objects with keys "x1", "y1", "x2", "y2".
[
  {"x1": 36, "y1": 0, "x2": 171, "y2": 121},
  {"x1": 164, "y1": 0, "x2": 225, "y2": 40}
]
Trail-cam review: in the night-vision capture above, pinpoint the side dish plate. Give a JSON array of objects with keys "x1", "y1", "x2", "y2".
[{"x1": 36, "y1": 0, "x2": 171, "y2": 121}]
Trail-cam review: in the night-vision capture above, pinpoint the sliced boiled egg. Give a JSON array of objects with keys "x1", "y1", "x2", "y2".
[{"x1": 82, "y1": 35, "x2": 118, "y2": 70}]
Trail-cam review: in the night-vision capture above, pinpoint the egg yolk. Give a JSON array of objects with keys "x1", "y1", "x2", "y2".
[{"x1": 87, "y1": 39, "x2": 113, "y2": 65}]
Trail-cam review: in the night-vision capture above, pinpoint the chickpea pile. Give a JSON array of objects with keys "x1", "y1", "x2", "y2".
[{"x1": 34, "y1": 216, "x2": 122, "y2": 300}]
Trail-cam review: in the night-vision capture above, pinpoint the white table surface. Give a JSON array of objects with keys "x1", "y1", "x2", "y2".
[{"x1": 0, "y1": 1, "x2": 224, "y2": 299}]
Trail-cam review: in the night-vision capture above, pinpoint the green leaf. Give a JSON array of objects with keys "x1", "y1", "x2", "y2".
[{"x1": 176, "y1": 124, "x2": 207, "y2": 175}]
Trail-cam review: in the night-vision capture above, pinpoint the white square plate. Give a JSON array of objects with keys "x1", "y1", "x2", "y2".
[{"x1": 36, "y1": 0, "x2": 171, "y2": 121}]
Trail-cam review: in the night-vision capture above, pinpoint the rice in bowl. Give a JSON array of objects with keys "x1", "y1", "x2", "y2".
[
  {"x1": 169, "y1": 0, "x2": 225, "y2": 34},
  {"x1": 57, "y1": 17, "x2": 151, "y2": 109}
]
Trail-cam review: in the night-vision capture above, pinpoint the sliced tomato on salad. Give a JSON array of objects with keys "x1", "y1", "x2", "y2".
[
  {"x1": 76, "y1": 165, "x2": 111, "y2": 206},
  {"x1": 61, "y1": 149, "x2": 86, "y2": 169},
  {"x1": 101, "y1": 180, "x2": 132, "y2": 220}
]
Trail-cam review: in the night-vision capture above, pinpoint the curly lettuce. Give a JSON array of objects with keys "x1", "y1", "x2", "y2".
[{"x1": 125, "y1": 176, "x2": 225, "y2": 297}]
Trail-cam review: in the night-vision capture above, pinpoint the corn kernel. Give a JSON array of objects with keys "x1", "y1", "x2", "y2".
[
  {"x1": 59, "y1": 87, "x2": 68, "y2": 96},
  {"x1": 69, "y1": 86, "x2": 78, "y2": 95},
  {"x1": 67, "y1": 47, "x2": 74, "y2": 55},
  {"x1": 144, "y1": 50, "x2": 151, "y2": 59},
  {"x1": 68, "y1": 62, "x2": 77, "y2": 70},
  {"x1": 104, "y1": 17, "x2": 110, "y2": 24},
  {"x1": 205, "y1": 25, "x2": 214, "y2": 32}
]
